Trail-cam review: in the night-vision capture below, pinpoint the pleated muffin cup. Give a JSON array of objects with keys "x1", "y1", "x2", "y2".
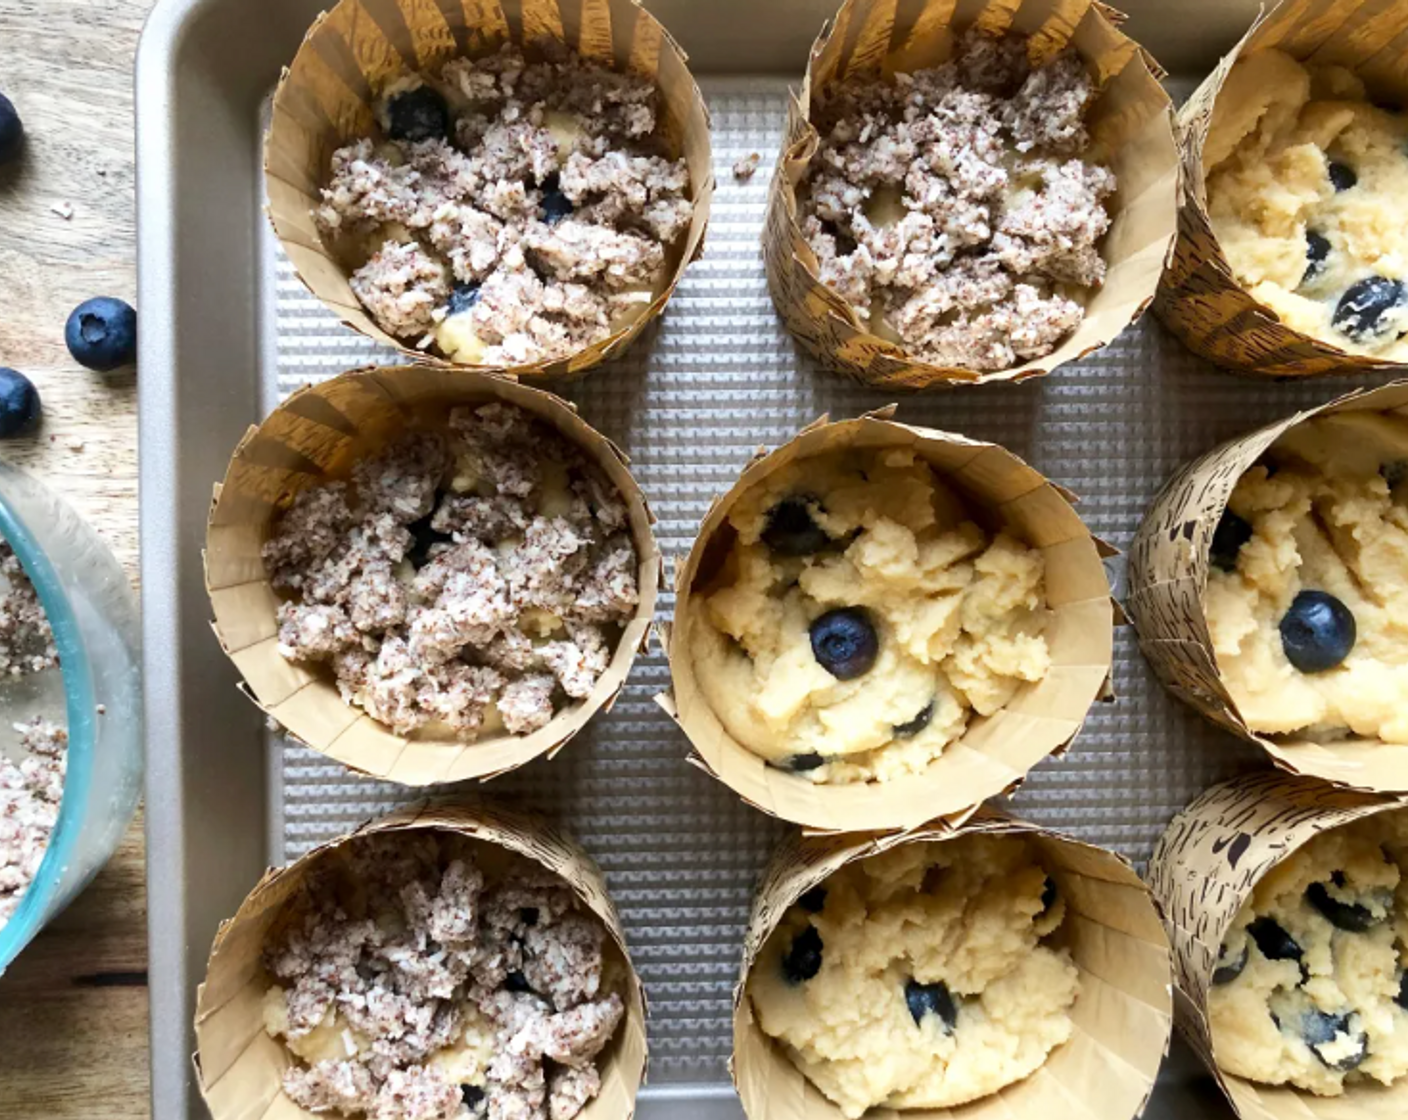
[
  {"x1": 194, "y1": 798, "x2": 648, "y2": 1120},
  {"x1": 1155, "y1": 0, "x2": 1408, "y2": 379},
  {"x1": 657, "y1": 407, "x2": 1115, "y2": 834},
  {"x1": 1126, "y1": 378, "x2": 1408, "y2": 794},
  {"x1": 264, "y1": 0, "x2": 713, "y2": 381},
  {"x1": 1147, "y1": 771, "x2": 1408, "y2": 1120},
  {"x1": 205, "y1": 364, "x2": 661, "y2": 786},
  {"x1": 733, "y1": 808, "x2": 1174, "y2": 1120},
  {"x1": 761, "y1": 0, "x2": 1178, "y2": 390}
]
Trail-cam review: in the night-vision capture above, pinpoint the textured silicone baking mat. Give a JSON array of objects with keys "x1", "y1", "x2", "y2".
[{"x1": 262, "y1": 77, "x2": 1389, "y2": 1086}]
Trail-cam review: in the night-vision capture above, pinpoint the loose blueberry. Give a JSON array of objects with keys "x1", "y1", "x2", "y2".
[
  {"x1": 1040, "y1": 876, "x2": 1058, "y2": 914},
  {"x1": 385, "y1": 86, "x2": 449, "y2": 143},
  {"x1": 520, "y1": 906, "x2": 540, "y2": 927},
  {"x1": 904, "y1": 979, "x2": 959, "y2": 1032},
  {"x1": 892, "y1": 700, "x2": 934, "y2": 739},
  {"x1": 1209, "y1": 510, "x2": 1253, "y2": 573},
  {"x1": 1280, "y1": 590, "x2": 1356, "y2": 673},
  {"x1": 787, "y1": 752, "x2": 825, "y2": 773},
  {"x1": 1249, "y1": 917, "x2": 1303, "y2": 964},
  {"x1": 1303, "y1": 230, "x2": 1331, "y2": 286},
  {"x1": 0, "y1": 93, "x2": 22, "y2": 165},
  {"x1": 0, "y1": 369, "x2": 41, "y2": 438},
  {"x1": 407, "y1": 512, "x2": 453, "y2": 568},
  {"x1": 781, "y1": 925, "x2": 823, "y2": 984},
  {"x1": 1396, "y1": 971, "x2": 1408, "y2": 1011},
  {"x1": 1332, "y1": 276, "x2": 1408, "y2": 342},
  {"x1": 462, "y1": 1085, "x2": 486, "y2": 1109},
  {"x1": 447, "y1": 282, "x2": 482, "y2": 316},
  {"x1": 797, "y1": 886, "x2": 827, "y2": 914},
  {"x1": 809, "y1": 608, "x2": 879, "y2": 680},
  {"x1": 1383, "y1": 460, "x2": 1408, "y2": 489},
  {"x1": 1213, "y1": 940, "x2": 1249, "y2": 985},
  {"x1": 1306, "y1": 879, "x2": 1380, "y2": 932},
  {"x1": 1328, "y1": 160, "x2": 1357, "y2": 191},
  {"x1": 761, "y1": 497, "x2": 830, "y2": 557},
  {"x1": 540, "y1": 173, "x2": 574, "y2": 224},
  {"x1": 504, "y1": 970, "x2": 534, "y2": 993},
  {"x1": 1300, "y1": 1009, "x2": 1367, "y2": 1071},
  {"x1": 65, "y1": 297, "x2": 137, "y2": 372}
]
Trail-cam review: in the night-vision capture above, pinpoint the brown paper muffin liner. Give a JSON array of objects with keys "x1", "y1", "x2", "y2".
[
  {"x1": 733, "y1": 808, "x2": 1173, "y2": 1120},
  {"x1": 194, "y1": 798, "x2": 648, "y2": 1120},
  {"x1": 1126, "y1": 378, "x2": 1408, "y2": 793},
  {"x1": 1147, "y1": 771, "x2": 1408, "y2": 1119},
  {"x1": 1154, "y1": 0, "x2": 1408, "y2": 379},
  {"x1": 206, "y1": 364, "x2": 662, "y2": 786},
  {"x1": 265, "y1": 0, "x2": 713, "y2": 381},
  {"x1": 761, "y1": 0, "x2": 1178, "y2": 390},
  {"x1": 657, "y1": 407, "x2": 1115, "y2": 834}
]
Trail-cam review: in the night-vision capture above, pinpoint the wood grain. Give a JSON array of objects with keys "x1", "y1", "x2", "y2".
[{"x1": 0, "y1": 0, "x2": 150, "y2": 1117}]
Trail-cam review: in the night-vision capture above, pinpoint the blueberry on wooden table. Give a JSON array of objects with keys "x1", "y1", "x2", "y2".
[
  {"x1": 0, "y1": 93, "x2": 22, "y2": 164},
  {"x1": 892, "y1": 700, "x2": 933, "y2": 739},
  {"x1": 1332, "y1": 276, "x2": 1407, "y2": 342},
  {"x1": 904, "y1": 979, "x2": 958, "y2": 1032},
  {"x1": 1280, "y1": 590, "x2": 1356, "y2": 673},
  {"x1": 1209, "y1": 510, "x2": 1253, "y2": 573},
  {"x1": 762, "y1": 497, "x2": 829, "y2": 557},
  {"x1": 810, "y1": 607, "x2": 878, "y2": 680},
  {"x1": 1302, "y1": 230, "x2": 1331, "y2": 286},
  {"x1": 781, "y1": 924, "x2": 823, "y2": 984},
  {"x1": 1248, "y1": 917, "x2": 1302, "y2": 964},
  {"x1": 1212, "y1": 939, "x2": 1248, "y2": 985},
  {"x1": 65, "y1": 296, "x2": 137, "y2": 372},
  {"x1": 0, "y1": 368, "x2": 40, "y2": 437},
  {"x1": 385, "y1": 86, "x2": 449, "y2": 143},
  {"x1": 1299, "y1": 1009, "x2": 1367, "y2": 1072}
]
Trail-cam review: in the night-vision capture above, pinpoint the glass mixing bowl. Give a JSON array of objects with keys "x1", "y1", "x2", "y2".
[{"x1": 0, "y1": 460, "x2": 142, "y2": 974}]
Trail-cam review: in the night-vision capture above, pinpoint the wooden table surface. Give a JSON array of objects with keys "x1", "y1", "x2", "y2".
[{"x1": 0, "y1": 0, "x2": 150, "y2": 1116}]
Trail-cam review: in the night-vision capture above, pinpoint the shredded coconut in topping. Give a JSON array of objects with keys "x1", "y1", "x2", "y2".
[
  {"x1": 316, "y1": 45, "x2": 692, "y2": 367},
  {"x1": 0, "y1": 542, "x2": 59, "y2": 678},
  {"x1": 0, "y1": 718, "x2": 68, "y2": 925},
  {"x1": 263, "y1": 403, "x2": 640, "y2": 740},
  {"x1": 263, "y1": 833, "x2": 626, "y2": 1120},
  {"x1": 799, "y1": 28, "x2": 1115, "y2": 371}
]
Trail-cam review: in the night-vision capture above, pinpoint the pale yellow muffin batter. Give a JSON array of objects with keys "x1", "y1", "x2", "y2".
[
  {"x1": 1210, "y1": 812, "x2": 1408, "y2": 1095},
  {"x1": 686, "y1": 447, "x2": 1050, "y2": 784},
  {"x1": 1206, "y1": 411, "x2": 1408, "y2": 742},
  {"x1": 1205, "y1": 50, "x2": 1408, "y2": 358},
  {"x1": 748, "y1": 836, "x2": 1079, "y2": 1117}
]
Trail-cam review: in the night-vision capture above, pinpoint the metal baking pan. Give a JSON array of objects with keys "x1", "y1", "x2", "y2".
[{"x1": 134, "y1": 0, "x2": 1380, "y2": 1116}]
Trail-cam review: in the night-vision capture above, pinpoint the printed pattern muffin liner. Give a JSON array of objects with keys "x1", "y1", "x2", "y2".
[
  {"x1": 1126, "y1": 378, "x2": 1408, "y2": 793},
  {"x1": 194, "y1": 798, "x2": 648, "y2": 1120},
  {"x1": 264, "y1": 0, "x2": 713, "y2": 380},
  {"x1": 206, "y1": 364, "x2": 661, "y2": 786},
  {"x1": 761, "y1": 0, "x2": 1178, "y2": 389},
  {"x1": 1147, "y1": 771, "x2": 1408, "y2": 1119},
  {"x1": 1154, "y1": 0, "x2": 1408, "y2": 379},
  {"x1": 734, "y1": 808, "x2": 1173, "y2": 1120},
  {"x1": 658, "y1": 407, "x2": 1115, "y2": 834}
]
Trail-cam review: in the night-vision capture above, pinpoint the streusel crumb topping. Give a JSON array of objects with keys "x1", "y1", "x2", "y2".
[
  {"x1": 264, "y1": 402, "x2": 640, "y2": 740},
  {"x1": 316, "y1": 44, "x2": 692, "y2": 367},
  {"x1": 262, "y1": 832, "x2": 627, "y2": 1120},
  {"x1": 799, "y1": 28, "x2": 1115, "y2": 371}
]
